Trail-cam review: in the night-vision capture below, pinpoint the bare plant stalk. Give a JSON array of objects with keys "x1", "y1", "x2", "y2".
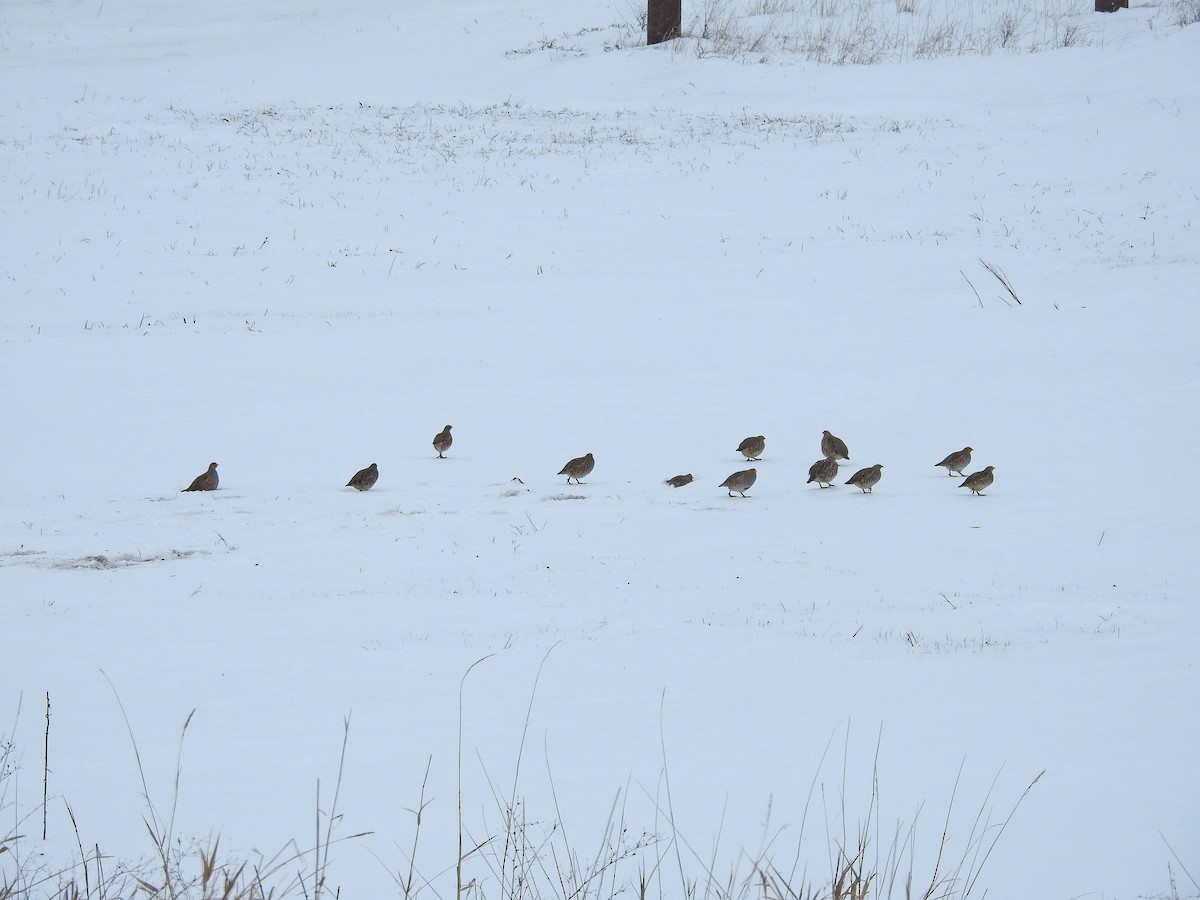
[
  {"x1": 101, "y1": 671, "x2": 159, "y2": 836},
  {"x1": 315, "y1": 713, "x2": 352, "y2": 900},
  {"x1": 960, "y1": 270, "x2": 984, "y2": 308},
  {"x1": 400, "y1": 756, "x2": 434, "y2": 899},
  {"x1": 922, "y1": 759, "x2": 962, "y2": 898},
  {"x1": 65, "y1": 801, "x2": 90, "y2": 898},
  {"x1": 43, "y1": 692, "x2": 50, "y2": 841},
  {"x1": 458, "y1": 655, "x2": 492, "y2": 900},
  {"x1": 166, "y1": 710, "x2": 196, "y2": 858},
  {"x1": 314, "y1": 778, "x2": 322, "y2": 900},
  {"x1": 101, "y1": 670, "x2": 177, "y2": 896},
  {"x1": 498, "y1": 641, "x2": 559, "y2": 896},
  {"x1": 961, "y1": 769, "x2": 1043, "y2": 896},
  {"x1": 657, "y1": 690, "x2": 686, "y2": 894},
  {"x1": 1160, "y1": 833, "x2": 1200, "y2": 894},
  {"x1": 95, "y1": 841, "x2": 105, "y2": 893}
]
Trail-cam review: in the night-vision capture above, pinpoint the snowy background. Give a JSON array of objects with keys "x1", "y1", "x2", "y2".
[{"x1": 2, "y1": 0, "x2": 1198, "y2": 896}]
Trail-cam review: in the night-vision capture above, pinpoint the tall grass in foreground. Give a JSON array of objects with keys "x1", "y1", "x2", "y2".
[
  {"x1": 3, "y1": 667, "x2": 1193, "y2": 900},
  {"x1": 1, "y1": 724, "x2": 1043, "y2": 899},
  {"x1": 1, "y1": 670, "x2": 1053, "y2": 900},
  {"x1": 0, "y1": 702, "x2": 367, "y2": 900}
]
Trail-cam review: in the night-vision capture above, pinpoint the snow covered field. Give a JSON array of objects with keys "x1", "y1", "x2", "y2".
[{"x1": 3, "y1": 0, "x2": 1198, "y2": 896}]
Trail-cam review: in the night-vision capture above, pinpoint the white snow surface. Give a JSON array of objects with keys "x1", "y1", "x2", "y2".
[{"x1": 2, "y1": 1, "x2": 1198, "y2": 897}]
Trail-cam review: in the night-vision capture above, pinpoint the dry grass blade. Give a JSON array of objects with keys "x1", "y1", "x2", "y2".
[{"x1": 979, "y1": 259, "x2": 1021, "y2": 305}]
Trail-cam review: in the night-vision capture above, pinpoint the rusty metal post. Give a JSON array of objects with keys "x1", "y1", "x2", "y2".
[{"x1": 648, "y1": 0, "x2": 681, "y2": 45}]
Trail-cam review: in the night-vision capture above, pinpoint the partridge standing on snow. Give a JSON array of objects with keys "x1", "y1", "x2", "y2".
[
  {"x1": 665, "y1": 474, "x2": 694, "y2": 488},
  {"x1": 558, "y1": 452, "x2": 595, "y2": 484},
  {"x1": 737, "y1": 435, "x2": 765, "y2": 461},
  {"x1": 181, "y1": 462, "x2": 219, "y2": 492},
  {"x1": 433, "y1": 425, "x2": 453, "y2": 459},
  {"x1": 959, "y1": 465, "x2": 995, "y2": 495},
  {"x1": 720, "y1": 467, "x2": 757, "y2": 498},
  {"x1": 935, "y1": 447, "x2": 973, "y2": 477},
  {"x1": 346, "y1": 462, "x2": 379, "y2": 491},
  {"x1": 807, "y1": 457, "x2": 839, "y2": 488},
  {"x1": 821, "y1": 430, "x2": 850, "y2": 461},
  {"x1": 846, "y1": 464, "x2": 883, "y2": 493}
]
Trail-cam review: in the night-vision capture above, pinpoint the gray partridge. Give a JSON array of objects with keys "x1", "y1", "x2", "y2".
[
  {"x1": 347, "y1": 462, "x2": 379, "y2": 491},
  {"x1": 959, "y1": 466, "x2": 995, "y2": 495},
  {"x1": 737, "y1": 435, "x2": 765, "y2": 461},
  {"x1": 821, "y1": 430, "x2": 849, "y2": 461},
  {"x1": 807, "y1": 457, "x2": 839, "y2": 488},
  {"x1": 935, "y1": 447, "x2": 973, "y2": 477},
  {"x1": 720, "y1": 467, "x2": 757, "y2": 497},
  {"x1": 433, "y1": 425, "x2": 453, "y2": 459},
  {"x1": 665, "y1": 474, "x2": 694, "y2": 488},
  {"x1": 846, "y1": 464, "x2": 883, "y2": 493},
  {"x1": 181, "y1": 462, "x2": 219, "y2": 492},
  {"x1": 558, "y1": 452, "x2": 595, "y2": 484}
]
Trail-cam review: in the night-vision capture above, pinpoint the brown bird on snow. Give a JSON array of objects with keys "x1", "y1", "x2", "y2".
[
  {"x1": 737, "y1": 435, "x2": 765, "y2": 461},
  {"x1": 821, "y1": 430, "x2": 850, "y2": 461},
  {"x1": 846, "y1": 464, "x2": 883, "y2": 493},
  {"x1": 720, "y1": 467, "x2": 757, "y2": 497},
  {"x1": 935, "y1": 447, "x2": 973, "y2": 477},
  {"x1": 665, "y1": 474, "x2": 694, "y2": 488},
  {"x1": 432, "y1": 425, "x2": 453, "y2": 459},
  {"x1": 959, "y1": 465, "x2": 995, "y2": 495},
  {"x1": 346, "y1": 462, "x2": 379, "y2": 491},
  {"x1": 181, "y1": 462, "x2": 219, "y2": 492},
  {"x1": 558, "y1": 452, "x2": 595, "y2": 484},
  {"x1": 807, "y1": 457, "x2": 839, "y2": 488}
]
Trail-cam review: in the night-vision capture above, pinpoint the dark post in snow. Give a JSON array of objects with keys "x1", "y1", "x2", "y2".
[
  {"x1": 1094, "y1": 0, "x2": 1128, "y2": 10},
  {"x1": 648, "y1": 0, "x2": 681, "y2": 45}
]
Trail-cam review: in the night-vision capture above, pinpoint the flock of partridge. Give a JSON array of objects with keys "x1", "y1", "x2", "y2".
[
  {"x1": 698, "y1": 431, "x2": 993, "y2": 498},
  {"x1": 180, "y1": 425, "x2": 996, "y2": 498}
]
